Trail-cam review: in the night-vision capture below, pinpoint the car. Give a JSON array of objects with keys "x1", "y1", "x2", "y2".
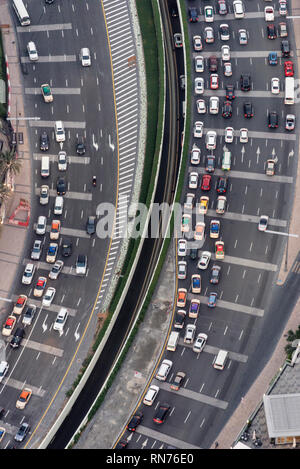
[
  {"x1": 177, "y1": 239, "x2": 187, "y2": 257},
  {"x1": 216, "y1": 195, "x2": 227, "y2": 214},
  {"x1": 115, "y1": 440, "x2": 128, "y2": 449},
  {"x1": 268, "y1": 51, "x2": 278, "y2": 65},
  {"x1": 193, "y1": 121, "x2": 203, "y2": 138},
  {"x1": 208, "y1": 292, "x2": 218, "y2": 308},
  {"x1": 184, "y1": 193, "x2": 195, "y2": 211},
  {"x1": 225, "y1": 127, "x2": 234, "y2": 143},
  {"x1": 156, "y1": 359, "x2": 172, "y2": 381},
  {"x1": 179, "y1": 75, "x2": 185, "y2": 90},
  {"x1": 268, "y1": 111, "x2": 279, "y2": 128},
  {"x1": 204, "y1": 5, "x2": 214, "y2": 22},
  {"x1": 190, "y1": 144, "x2": 201, "y2": 165},
  {"x1": 240, "y1": 128, "x2": 248, "y2": 143},
  {"x1": 258, "y1": 215, "x2": 269, "y2": 232},
  {"x1": 178, "y1": 260, "x2": 187, "y2": 280},
  {"x1": 33, "y1": 276, "x2": 47, "y2": 297},
  {"x1": 226, "y1": 84, "x2": 235, "y2": 100},
  {"x1": 218, "y1": 0, "x2": 228, "y2": 15},
  {"x1": 170, "y1": 372, "x2": 186, "y2": 391},
  {"x1": 79, "y1": 47, "x2": 91, "y2": 66},
  {"x1": 184, "y1": 324, "x2": 196, "y2": 344},
  {"x1": 201, "y1": 174, "x2": 211, "y2": 191},
  {"x1": 0, "y1": 361, "x2": 8, "y2": 383},
  {"x1": 16, "y1": 388, "x2": 32, "y2": 410},
  {"x1": 22, "y1": 304, "x2": 36, "y2": 326},
  {"x1": 191, "y1": 274, "x2": 201, "y2": 294},
  {"x1": 10, "y1": 327, "x2": 25, "y2": 349},
  {"x1": 210, "y1": 74, "x2": 219, "y2": 90},
  {"x1": 210, "y1": 265, "x2": 221, "y2": 284},
  {"x1": 284, "y1": 61, "x2": 294, "y2": 77},
  {"x1": 46, "y1": 243, "x2": 58, "y2": 263},
  {"x1": 58, "y1": 151, "x2": 67, "y2": 171},
  {"x1": 190, "y1": 249, "x2": 198, "y2": 261},
  {"x1": 221, "y1": 45, "x2": 230, "y2": 61},
  {"x1": 265, "y1": 159, "x2": 276, "y2": 176},
  {"x1": 171, "y1": 5, "x2": 178, "y2": 18},
  {"x1": 209, "y1": 56, "x2": 218, "y2": 72},
  {"x1": 193, "y1": 35, "x2": 202, "y2": 51},
  {"x1": 86, "y1": 216, "x2": 96, "y2": 235},
  {"x1": 206, "y1": 131, "x2": 217, "y2": 150},
  {"x1": 181, "y1": 214, "x2": 191, "y2": 233},
  {"x1": 13, "y1": 295, "x2": 27, "y2": 315},
  {"x1": 244, "y1": 102, "x2": 254, "y2": 118},
  {"x1": 42, "y1": 287, "x2": 56, "y2": 307},
  {"x1": 219, "y1": 24, "x2": 230, "y2": 41},
  {"x1": 223, "y1": 62, "x2": 232, "y2": 77},
  {"x1": 286, "y1": 114, "x2": 295, "y2": 131},
  {"x1": 14, "y1": 422, "x2": 30, "y2": 442},
  {"x1": 278, "y1": 22, "x2": 288, "y2": 37},
  {"x1": 238, "y1": 29, "x2": 248, "y2": 45},
  {"x1": 198, "y1": 251, "x2": 211, "y2": 270},
  {"x1": 153, "y1": 403, "x2": 170, "y2": 424},
  {"x1": 27, "y1": 41, "x2": 38, "y2": 61},
  {"x1": 56, "y1": 177, "x2": 66, "y2": 195},
  {"x1": 50, "y1": 220, "x2": 61, "y2": 240},
  {"x1": 240, "y1": 74, "x2": 251, "y2": 91},
  {"x1": 75, "y1": 137, "x2": 86, "y2": 156},
  {"x1": 193, "y1": 333, "x2": 208, "y2": 353},
  {"x1": 49, "y1": 260, "x2": 64, "y2": 280},
  {"x1": 189, "y1": 299, "x2": 200, "y2": 318},
  {"x1": 195, "y1": 77, "x2": 204, "y2": 95},
  {"x1": 215, "y1": 240, "x2": 225, "y2": 259},
  {"x1": 2, "y1": 315, "x2": 16, "y2": 337},
  {"x1": 198, "y1": 196, "x2": 209, "y2": 214},
  {"x1": 40, "y1": 185, "x2": 49, "y2": 205},
  {"x1": 174, "y1": 309, "x2": 186, "y2": 330},
  {"x1": 0, "y1": 427, "x2": 5, "y2": 442},
  {"x1": 264, "y1": 6, "x2": 274, "y2": 21},
  {"x1": 222, "y1": 101, "x2": 232, "y2": 119},
  {"x1": 205, "y1": 155, "x2": 216, "y2": 173},
  {"x1": 31, "y1": 240, "x2": 43, "y2": 261},
  {"x1": 281, "y1": 39, "x2": 290, "y2": 57},
  {"x1": 76, "y1": 255, "x2": 87, "y2": 275},
  {"x1": 22, "y1": 263, "x2": 36, "y2": 285},
  {"x1": 174, "y1": 33, "x2": 183, "y2": 48},
  {"x1": 210, "y1": 220, "x2": 220, "y2": 239},
  {"x1": 279, "y1": 0, "x2": 287, "y2": 16},
  {"x1": 196, "y1": 99, "x2": 206, "y2": 114},
  {"x1": 209, "y1": 96, "x2": 219, "y2": 115},
  {"x1": 177, "y1": 288, "x2": 187, "y2": 307},
  {"x1": 188, "y1": 172, "x2": 198, "y2": 189},
  {"x1": 217, "y1": 176, "x2": 228, "y2": 194},
  {"x1": 53, "y1": 307, "x2": 68, "y2": 332},
  {"x1": 271, "y1": 77, "x2": 280, "y2": 94},
  {"x1": 188, "y1": 6, "x2": 198, "y2": 22},
  {"x1": 143, "y1": 385, "x2": 159, "y2": 406},
  {"x1": 195, "y1": 56, "x2": 204, "y2": 73},
  {"x1": 36, "y1": 215, "x2": 47, "y2": 235},
  {"x1": 204, "y1": 26, "x2": 214, "y2": 43},
  {"x1": 267, "y1": 24, "x2": 277, "y2": 39},
  {"x1": 194, "y1": 222, "x2": 205, "y2": 241},
  {"x1": 41, "y1": 83, "x2": 53, "y2": 103},
  {"x1": 40, "y1": 131, "x2": 49, "y2": 151},
  {"x1": 233, "y1": 0, "x2": 245, "y2": 19}
]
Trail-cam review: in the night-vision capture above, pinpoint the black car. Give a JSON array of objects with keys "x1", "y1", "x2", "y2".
[
  {"x1": 205, "y1": 155, "x2": 216, "y2": 173},
  {"x1": 267, "y1": 24, "x2": 277, "y2": 39},
  {"x1": 40, "y1": 132, "x2": 49, "y2": 151},
  {"x1": 189, "y1": 248, "x2": 197, "y2": 260},
  {"x1": 171, "y1": 5, "x2": 178, "y2": 17},
  {"x1": 14, "y1": 422, "x2": 30, "y2": 442},
  {"x1": 188, "y1": 7, "x2": 198, "y2": 22},
  {"x1": 218, "y1": 0, "x2": 228, "y2": 15},
  {"x1": 86, "y1": 216, "x2": 96, "y2": 235},
  {"x1": 210, "y1": 265, "x2": 221, "y2": 284},
  {"x1": 222, "y1": 101, "x2": 232, "y2": 118},
  {"x1": 76, "y1": 137, "x2": 86, "y2": 155},
  {"x1": 216, "y1": 176, "x2": 228, "y2": 194},
  {"x1": 56, "y1": 177, "x2": 66, "y2": 195},
  {"x1": 174, "y1": 310, "x2": 186, "y2": 329},
  {"x1": 10, "y1": 328, "x2": 25, "y2": 349},
  {"x1": 226, "y1": 84, "x2": 235, "y2": 100},
  {"x1": 243, "y1": 102, "x2": 254, "y2": 118},
  {"x1": 153, "y1": 403, "x2": 170, "y2": 424},
  {"x1": 268, "y1": 111, "x2": 279, "y2": 129},
  {"x1": 240, "y1": 74, "x2": 251, "y2": 91},
  {"x1": 62, "y1": 238, "x2": 72, "y2": 257},
  {"x1": 209, "y1": 56, "x2": 218, "y2": 72},
  {"x1": 281, "y1": 40, "x2": 290, "y2": 57},
  {"x1": 115, "y1": 439, "x2": 128, "y2": 449},
  {"x1": 127, "y1": 411, "x2": 143, "y2": 432}
]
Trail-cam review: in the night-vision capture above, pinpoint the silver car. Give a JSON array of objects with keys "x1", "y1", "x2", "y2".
[
  {"x1": 31, "y1": 240, "x2": 42, "y2": 260},
  {"x1": 22, "y1": 305, "x2": 36, "y2": 326},
  {"x1": 49, "y1": 260, "x2": 64, "y2": 280}
]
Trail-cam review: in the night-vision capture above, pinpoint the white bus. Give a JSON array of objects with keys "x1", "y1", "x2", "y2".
[
  {"x1": 12, "y1": 0, "x2": 30, "y2": 26},
  {"x1": 285, "y1": 77, "x2": 294, "y2": 105}
]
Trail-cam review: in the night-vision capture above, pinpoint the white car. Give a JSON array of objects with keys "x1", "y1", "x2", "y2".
[
  {"x1": 193, "y1": 35, "x2": 202, "y2": 51},
  {"x1": 40, "y1": 185, "x2": 49, "y2": 205},
  {"x1": 27, "y1": 41, "x2": 38, "y2": 61},
  {"x1": 36, "y1": 216, "x2": 47, "y2": 235},
  {"x1": 156, "y1": 359, "x2": 172, "y2": 381},
  {"x1": 209, "y1": 96, "x2": 219, "y2": 115},
  {"x1": 0, "y1": 361, "x2": 9, "y2": 383},
  {"x1": 258, "y1": 215, "x2": 269, "y2": 232},
  {"x1": 178, "y1": 261, "x2": 187, "y2": 280},
  {"x1": 271, "y1": 77, "x2": 280, "y2": 94},
  {"x1": 184, "y1": 324, "x2": 196, "y2": 344},
  {"x1": 80, "y1": 47, "x2": 91, "y2": 66},
  {"x1": 240, "y1": 128, "x2": 248, "y2": 143},
  {"x1": 177, "y1": 239, "x2": 187, "y2": 257},
  {"x1": 233, "y1": 0, "x2": 245, "y2": 19},
  {"x1": 197, "y1": 99, "x2": 206, "y2": 114},
  {"x1": 279, "y1": 0, "x2": 287, "y2": 16},
  {"x1": 54, "y1": 120, "x2": 65, "y2": 143},
  {"x1": 22, "y1": 263, "x2": 36, "y2": 285},
  {"x1": 53, "y1": 307, "x2": 68, "y2": 332},
  {"x1": 210, "y1": 74, "x2": 219, "y2": 90},
  {"x1": 264, "y1": 6, "x2": 274, "y2": 21},
  {"x1": 197, "y1": 251, "x2": 211, "y2": 270},
  {"x1": 58, "y1": 151, "x2": 67, "y2": 171},
  {"x1": 191, "y1": 144, "x2": 201, "y2": 165},
  {"x1": 194, "y1": 121, "x2": 203, "y2": 138},
  {"x1": 193, "y1": 333, "x2": 208, "y2": 353},
  {"x1": 188, "y1": 172, "x2": 199, "y2": 190},
  {"x1": 184, "y1": 193, "x2": 195, "y2": 211},
  {"x1": 195, "y1": 77, "x2": 204, "y2": 95},
  {"x1": 221, "y1": 45, "x2": 230, "y2": 61},
  {"x1": 195, "y1": 56, "x2": 204, "y2": 73},
  {"x1": 204, "y1": 5, "x2": 214, "y2": 22},
  {"x1": 223, "y1": 62, "x2": 232, "y2": 77},
  {"x1": 143, "y1": 385, "x2": 159, "y2": 406},
  {"x1": 42, "y1": 287, "x2": 56, "y2": 307},
  {"x1": 206, "y1": 131, "x2": 217, "y2": 150},
  {"x1": 204, "y1": 27, "x2": 214, "y2": 43},
  {"x1": 49, "y1": 260, "x2": 64, "y2": 280},
  {"x1": 238, "y1": 29, "x2": 248, "y2": 45},
  {"x1": 225, "y1": 127, "x2": 234, "y2": 143}
]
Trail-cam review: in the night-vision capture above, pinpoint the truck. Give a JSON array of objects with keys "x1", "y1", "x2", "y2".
[{"x1": 285, "y1": 77, "x2": 294, "y2": 105}]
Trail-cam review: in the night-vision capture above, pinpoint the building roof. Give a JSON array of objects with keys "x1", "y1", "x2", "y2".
[{"x1": 263, "y1": 393, "x2": 300, "y2": 438}]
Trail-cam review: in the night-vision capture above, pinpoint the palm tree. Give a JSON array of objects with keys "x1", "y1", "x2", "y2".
[
  {"x1": 0, "y1": 183, "x2": 11, "y2": 204},
  {"x1": 0, "y1": 149, "x2": 22, "y2": 179}
]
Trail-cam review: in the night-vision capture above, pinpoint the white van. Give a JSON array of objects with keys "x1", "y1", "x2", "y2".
[
  {"x1": 156, "y1": 359, "x2": 172, "y2": 381},
  {"x1": 216, "y1": 196, "x2": 227, "y2": 214},
  {"x1": 222, "y1": 151, "x2": 231, "y2": 171},
  {"x1": 54, "y1": 121, "x2": 65, "y2": 142},
  {"x1": 167, "y1": 331, "x2": 179, "y2": 352},
  {"x1": 54, "y1": 196, "x2": 64, "y2": 215},
  {"x1": 41, "y1": 156, "x2": 50, "y2": 178},
  {"x1": 213, "y1": 349, "x2": 229, "y2": 370}
]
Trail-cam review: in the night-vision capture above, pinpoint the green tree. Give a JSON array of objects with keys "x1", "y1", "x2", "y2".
[
  {"x1": 0, "y1": 149, "x2": 22, "y2": 178},
  {"x1": 0, "y1": 183, "x2": 11, "y2": 204}
]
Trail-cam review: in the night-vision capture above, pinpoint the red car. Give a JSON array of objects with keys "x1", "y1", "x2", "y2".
[
  {"x1": 201, "y1": 174, "x2": 212, "y2": 191},
  {"x1": 284, "y1": 61, "x2": 294, "y2": 77}
]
